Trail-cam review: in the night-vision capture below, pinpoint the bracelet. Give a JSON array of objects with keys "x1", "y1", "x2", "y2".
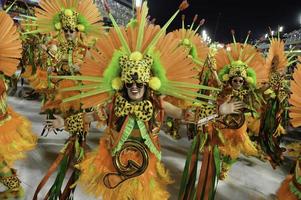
[
  {"x1": 64, "y1": 113, "x2": 85, "y2": 135},
  {"x1": 0, "y1": 174, "x2": 21, "y2": 189},
  {"x1": 197, "y1": 114, "x2": 219, "y2": 126},
  {"x1": 198, "y1": 104, "x2": 217, "y2": 119},
  {"x1": 196, "y1": 104, "x2": 218, "y2": 126}
]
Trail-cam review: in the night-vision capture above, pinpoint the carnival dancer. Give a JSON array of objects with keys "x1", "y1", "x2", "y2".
[
  {"x1": 163, "y1": 14, "x2": 209, "y2": 140},
  {"x1": 213, "y1": 32, "x2": 269, "y2": 178},
  {"x1": 181, "y1": 32, "x2": 268, "y2": 200},
  {"x1": 0, "y1": 11, "x2": 37, "y2": 199},
  {"x1": 45, "y1": 1, "x2": 238, "y2": 199},
  {"x1": 29, "y1": 0, "x2": 103, "y2": 199},
  {"x1": 277, "y1": 56, "x2": 301, "y2": 200},
  {"x1": 256, "y1": 36, "x2": 295, "y2": 168}
]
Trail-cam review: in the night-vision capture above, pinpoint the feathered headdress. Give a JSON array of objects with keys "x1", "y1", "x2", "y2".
[
  {"x1": 215, "y1": 31, "x2": 267, "y2": 85},
  {"x1": 171, "y1": 15, "x2": 208, "y2": 66},
  {"x1": 0, "y1": 11, "x2": 22, "y2": 77},
  {"x1": 265, "y1": 37, "x2": 295, "y2": 73},
  {"x1": 56, "y1": 1, "x2": 219, "y2": 109},
  {"x1": 26, "y1": 0, "x2": 102, "y2": 37},
  {"x1": 289, "y1": 57, "x2": 301, "y2": 127}
]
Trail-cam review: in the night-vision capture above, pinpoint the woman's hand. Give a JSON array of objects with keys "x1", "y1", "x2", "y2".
[
  {"x1": 44, "y1": 114, "x2": 65, "y2": 130},
  {"x1": 39, "y1": 44, "x2": 48, "y2": 51},
  {"x1": 84, "y1": 112, "x2": 96, "y2": 123},
  {"x1": 219, "y1": 98, "x2": 245, "y2": 115}
]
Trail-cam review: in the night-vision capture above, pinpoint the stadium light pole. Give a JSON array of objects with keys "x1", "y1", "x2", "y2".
[{"x1": 135, "y1": 0, "x2": 142, "y2": 7}]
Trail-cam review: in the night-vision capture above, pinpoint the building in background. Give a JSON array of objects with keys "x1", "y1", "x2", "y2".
[
  {"x1": 256, "y1": 29, "x2": 301, "y2": 55},
  {"x1": 91, "y1": 0, "x2": 133, "y2": 26},
  {"x1": 2, "y1": 0, "x2": 133, "y2": 26}
]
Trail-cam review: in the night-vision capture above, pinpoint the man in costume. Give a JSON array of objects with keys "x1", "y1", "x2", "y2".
[{"x1": 0, "y1": 11, "x2": 37, "y2": 198}]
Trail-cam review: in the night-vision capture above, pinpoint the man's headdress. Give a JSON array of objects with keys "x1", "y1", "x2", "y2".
[
  {"x1": 26, "y1": 0, "x2": 102, "y2": 37},
  {"x1": 56, "y1": 1, "x2": 219, "y2": 108},
  {"x1": 215, "y1": 31, "x2": 267, "y2": 86}
]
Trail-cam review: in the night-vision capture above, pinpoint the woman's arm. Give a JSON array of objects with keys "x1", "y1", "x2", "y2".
[
  {"x1": 161, "y1": 100, "x2": 184, "y2": 119},
  {"x1": 162, "y1": 98, "x2": 245, "y2": 125},
  {"x1": 44, "y1": 106, "x2": 108, "y2": 130}
]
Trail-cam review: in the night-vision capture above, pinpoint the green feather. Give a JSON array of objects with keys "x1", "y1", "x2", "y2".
[
  {"x1": 48, "y1": 155, "x2": 69, "y2": 199},
  {"x1": 246, "y1": 68, "x2": 257, "y2": 85},
  {"x1": 191, "y1": 57, "x2": 203, "y2": 66},
  {"x1": 20, "y1": 23, "x2": 37, "y2": 26},
  {"x1": 288, "y1": 59, "x2": 297, "y2": 66},
  {"x1": 127, "y1": 19, "x2": 138, "y2": 28},
  {"x1": 169, "y1": 81, "x2": 220, "y2": 91},
  {"x1": 60, "y1": 83, "x2": 103, "y2": 92},
  {"x1": 108, "y1": 13, "x2": 131, "y2": 54},
  {"x1": 289, "y1": 182, "x2": 301, "y2": 199},
  {"x1": 63, "y1": 88, "x2": 111, "y2": 103},
  {"x1": 22, "y1": 30, "x2": 40, "y2": 35},
  {"x1": 144, "y1": 9, "x2": 180, "y2": 54},
  {"x1": 239, "y1": 33, "x2": 251, "y2": 60},
  {"x1": 199, "y1": 133, "x2": 208, "y2": 151},
  {"x1": 160, "y1": 88, "x2": 210, "y2": 105},
  {"x1": 213, "y1": 146, "x2": 221, "y2": 181},
  {"x1": 164, "y1": 85, "x2": 216, "y2": 101},
  {"x1": 5, "y1": 0, "x2": 17, "y2": 13},
  {"x1": 136, "y1": 2, "x2": 148, "y2": 51},
  {"x1": 211, "y1": 145, "x2": 221, "y2": 198},
  {"x1": 218, "y1": 66, "x2": 230, "y2": 81},
  {"x1": 178, "y1": 134, "x2": 200, "y2": 200},
  {"x1": 103, "y1": 50, "x2": 123, "y2": 87},
  {"x1": 20, "y1": 14, "x2": 37, "y2": 20},
  {"x1": 50, "y1": 75, "x2": 103, "y2": 82},
  {"x1": 245, "y1": 53, "x2": 255, "y2": 64},
  {"x1": 52, "y1": 13, "x2": 61, "y2": 27},
  {"x1": 150, "y1": 51, "x2": 168, "y2": 84},
  {"x1": 77, "y1": 14, "x2": 92, "y2": 33},
  {"x1": 190, "y1": 44, "x2": 198, "y2": 60}
]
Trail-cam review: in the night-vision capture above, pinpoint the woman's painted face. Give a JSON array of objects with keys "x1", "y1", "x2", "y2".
[
  {"x1": 231, "y1": 76, "x2": 244, "y2": 90},
  {"x1": 126, "y1": 82, "x2": 145, "y2": 101},
  {"x1": 63, "y1": 29, "x2": 77, "y2": 41}
]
